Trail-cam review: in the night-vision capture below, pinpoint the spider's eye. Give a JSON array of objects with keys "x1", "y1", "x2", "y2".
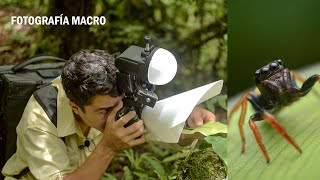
[
  {"x1": 277, "y1": 59, "x2": 283, "y2": 65},
  {"x1": 261, "y1": 67, "x2": 269, "y2": 75},
  {"x1": 269, "y1": 62, "x2": 278, "y2": 70}
]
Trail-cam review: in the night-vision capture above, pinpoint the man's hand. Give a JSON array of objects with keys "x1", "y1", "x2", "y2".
[
  {"x1": 186, "y1": 106, "x2": 216, "y2": 128},
  {"x1": 177, "y1": 107, "x2": 216, "y2": 146},
  {"x1": 100, "y1": 101, "x2": 145, "y2": 153},
  {"x1": 64, "y1": 101, "x2": 145, "y2": 180}
]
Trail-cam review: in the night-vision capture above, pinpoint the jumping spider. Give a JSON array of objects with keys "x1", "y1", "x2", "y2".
[{"x1": 228, "y1": 59, "x2": 319, "y2": 162}]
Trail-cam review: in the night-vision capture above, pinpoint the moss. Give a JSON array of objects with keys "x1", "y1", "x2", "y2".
[{"x1": 176, "y1": 148, "x2": 227, "y2": 180}]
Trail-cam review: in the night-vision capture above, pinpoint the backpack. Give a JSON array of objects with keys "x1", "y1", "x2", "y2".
[{"x1": 0, "y1": 56, "x2": 65, "y2": 178}]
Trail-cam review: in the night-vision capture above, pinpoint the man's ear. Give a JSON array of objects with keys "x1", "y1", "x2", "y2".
[{"x1": 69, "y1": 101, "x2": 82, "y2": 115}]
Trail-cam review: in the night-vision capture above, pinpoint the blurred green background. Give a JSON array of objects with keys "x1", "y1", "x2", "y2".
[
  {"x1": 229, "y1": 0, "x2": 320, "y2": 96},
  {"x1": 0, "y1": 0, "x2": 227, "y2": 99}
]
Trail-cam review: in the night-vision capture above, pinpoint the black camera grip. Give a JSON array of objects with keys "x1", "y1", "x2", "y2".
[{"x1": 115, "y1": 106, "x2": 139, "y2": 128}]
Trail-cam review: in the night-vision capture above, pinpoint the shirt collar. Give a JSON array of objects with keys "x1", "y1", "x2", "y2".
[{"x1": 51, "y1": 76, "x2": 101, "y2": 139}]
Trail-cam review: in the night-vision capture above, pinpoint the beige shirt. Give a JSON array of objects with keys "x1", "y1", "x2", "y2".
[{"x1": 2, "y1": 77, "x2": 103, "y2": 180}]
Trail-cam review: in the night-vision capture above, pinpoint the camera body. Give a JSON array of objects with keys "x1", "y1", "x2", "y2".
[{"x1": 115, "y1": 36, "x2": 159, "y2": 127}]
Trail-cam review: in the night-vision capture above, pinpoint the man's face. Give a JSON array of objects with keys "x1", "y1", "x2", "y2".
[{"x1": 75, "y1": 95, "x2": 122, "y2": 132}]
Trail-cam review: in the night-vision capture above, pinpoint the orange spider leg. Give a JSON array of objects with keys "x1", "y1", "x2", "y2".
[
  {"x1": 239, "y1": 99, "x2": 248, "y2": 153},
  {"x1": 228, "y1": 92, "x2": 250, "y2": 123},
  {"x1": 291, "y1": 71, "x2": 306, "y2": 83},
  {"x1": 261, "y1": 111, "x2": 302, "y2": 154},
  {"x1": 249, "y1": 115, "x2": 270, "y2": 163},
  {"x1": 230, "y1": 91, "x2": 260, "y2": 153}
]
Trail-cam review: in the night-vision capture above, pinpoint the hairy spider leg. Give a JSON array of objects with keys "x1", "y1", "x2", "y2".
[
  {"x1": 260, "y1": 111, "x2": 302, "y2": 154},
  {"x1": 292, "y1": 71, "x2": 320, "y2": 97},
  {"x1": 238, "y1": 92, "x2": 257, "y2": 153},
  {"x1": 229, "y1": 91, "x2": 261, "y2": 153},
  {"x1": 239, "y1": 96, "x2": 248, "y2": 153},
  {"x1": 248, "y1": 113, "x2": 270, "y2": 162},
  {"x1": 228, "y1": 88, "x2": 261, "y2": 124},
  {"x1": 228, "y1": 91, "x2": 252, "y2": 123},
  {"x1": 247, "y1": 96, "x2": 302, "y2": 162}
]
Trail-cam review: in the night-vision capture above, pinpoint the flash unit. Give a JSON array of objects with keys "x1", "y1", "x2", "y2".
[{"x1": 115, "y1": 36, "x2": 177, "y2": 107}]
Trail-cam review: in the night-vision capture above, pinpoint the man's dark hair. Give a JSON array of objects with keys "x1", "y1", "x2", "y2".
[{"x1": 61, "y1": 49, "x2": 120, "y2": 110}]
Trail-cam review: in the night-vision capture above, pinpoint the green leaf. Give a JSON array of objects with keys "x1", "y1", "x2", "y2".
[
  {"x1": 155, "y1": 172, "x2": 169, "y2": 180},
  {"x1": 102, "y1": 173, "x2": 117, "y2": 180},
  {"x1": 133, "y1": 172, "x2": 149, "y2": 180},
  {"x1": 123, "y1": 166, "x2": 133, "y2": 180},
  {"x1": 120, "y1": 149, "x2": 135, "y2": 168},
  {"x1": 182, "y1": 121, "x2": 227, "y2": 138},
  {"x1": 218, "y1": 94, "x2": 227, "y2": 110},
  {"x1": 154, "y1": 8, "x2": 162, "y2": 22},
  {"x1": 148, "y1": 143, "x2": 170, "y2": 158},
  {"x1": 142, "y1": 156, "x2": 166, "y2": 177},
  {"x1": 162, "y1": 150, "x2": 190, "y2": 163},
  {"x1": 205, "y1": 100, "x2": 215, "y2": 113},
  {"x1": 228, "y1": 66, "x2": 320, "y2": 179},
  {"x1": 204, "y1": 136, "x2": 227, "y2": 162},
  {"x1": 198, "y1": 140, "x2": 212, "y2": 150}
]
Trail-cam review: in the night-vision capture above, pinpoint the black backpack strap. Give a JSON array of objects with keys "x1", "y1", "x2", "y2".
[
  {"x1": 33, "y1": 84, "x2": 65, "y2": 143},
  {"x1": 33, "y1": 84, "x2": 58, "y2": 127}
]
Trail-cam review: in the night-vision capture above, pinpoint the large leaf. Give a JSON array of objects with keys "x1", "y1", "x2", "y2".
[
  {"x1": 182, "y1": 121, "x2": 228, "y2": 162},
  {"x1": 182, "y1": 121, "x2": 227, "y2": 139},
  {"x1": 228, "y1": 65, "x2": 320, "y2": 179}
]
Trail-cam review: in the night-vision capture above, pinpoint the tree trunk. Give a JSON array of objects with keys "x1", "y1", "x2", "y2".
[{"x1": 37, "y1": 0, "x2": 95, "y2": 59}]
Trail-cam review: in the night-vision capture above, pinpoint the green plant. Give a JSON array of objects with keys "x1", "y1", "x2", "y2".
[
  {"x1": 105, "y1": 145, "x2": 180, "y2": 180},
  {"x1": 0, "y1": 0, "x2": 38, "y2": 8},
  {"x1": 183, "y1": 121, "x2": 227, "y2": 163},
  {"x1": 101, "y1": 173, "x2": 117, "y2": 180}
]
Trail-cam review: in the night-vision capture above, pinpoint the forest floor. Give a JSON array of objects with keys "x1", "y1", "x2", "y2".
[{"x1": 0, "y1": 5, "x2": 38, "y2": 65}]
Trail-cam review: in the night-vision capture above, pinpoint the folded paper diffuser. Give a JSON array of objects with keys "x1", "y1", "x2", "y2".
[{"x1": 142, "y1": 80, "x2": 224, "y2": 143}]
